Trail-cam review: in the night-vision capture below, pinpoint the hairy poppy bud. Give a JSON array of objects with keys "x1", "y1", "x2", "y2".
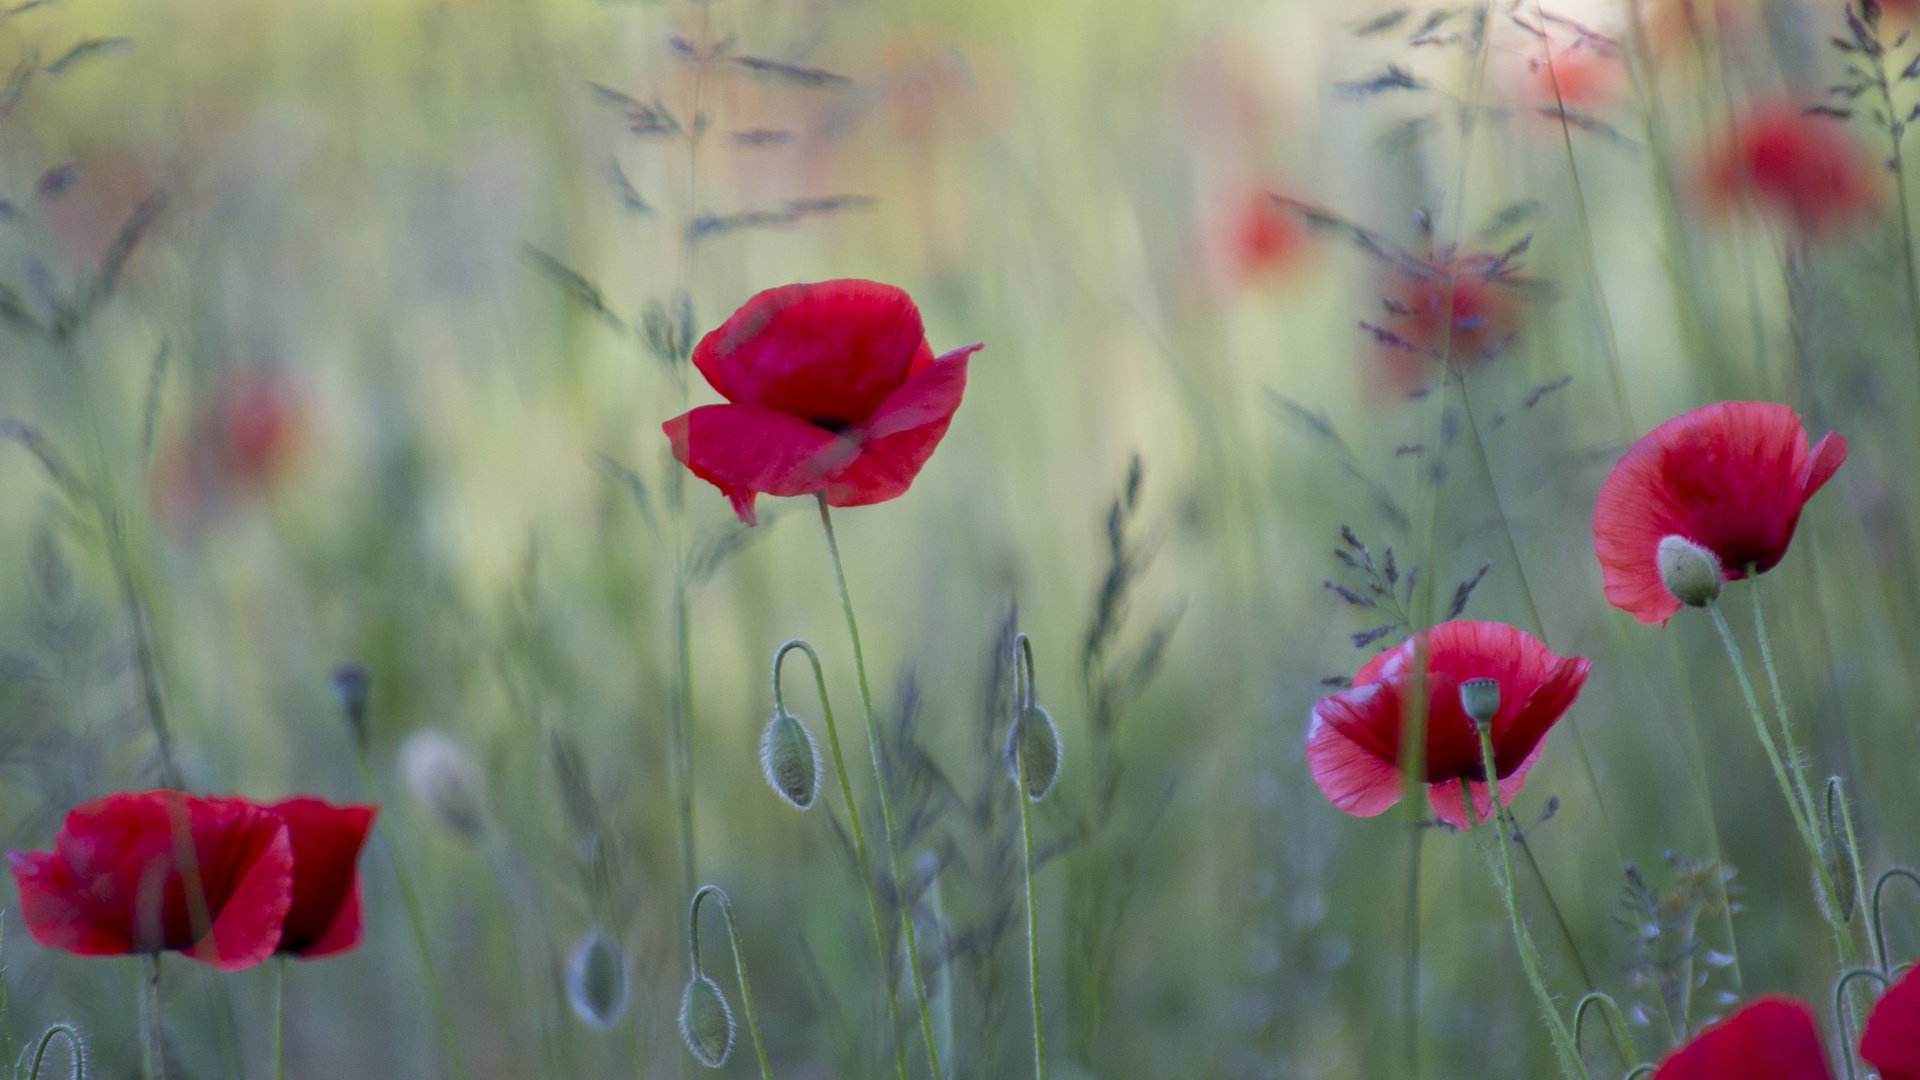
[
  {"x1": 1657, "y1": 535, "x2": 1723, "y2": 608},
  {"x1": 565, "y1": 926, "x2": 630, "y2": 1030},
  {"x1": 398, "y1": 729, "x2": 487, "y2": 842},
  {"x1": 1004, "y1": 703, "x2": 1062, "y2": 801},
  {"x1": 679, "y1": 972, "x2": 734, "y2": 1068},
  {"x1": 759, "y1": 709, "x2": 820, "y2": 810},
  {"x1": 1459, "y1": 677, "x2": 1501, "y2": 729}
]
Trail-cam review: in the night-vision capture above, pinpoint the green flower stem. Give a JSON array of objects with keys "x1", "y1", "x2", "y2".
[
  {"x1": 1748, "y1": 580, "x2": 1822, "y2": 854},
  {"x1": 816, "y1": 496, "x2": 944, "y2": 1080},
  {"x1": 21, "y1": 1023, "x2": 84, "y2": 1080},
  {"x1": 1705, "y1": 604, "x2": 1856, "y2": 966},
  {"x1": 274, "y1": 956, "x2": 287, "y2": 1080},
  {"x1": 140, "y1": 955, "x2": 164, "y2": 1080},
  {"x1": 1829, "y1": 777, "x2": 1872, "y2": 952},
  {"x1": 1012, "y1": 633, "x2": 1046, "y2": 1080},
  {"x1": 1836, "y1": 967, "x2": 1893, "y2": 1080},
  {"x1": 1873, "y1": 868, "x2": 1920, "y2": 973},
  {"x1": 689, "y1": 887, "x2": 772, "y2": 1080},
  {"x1": 1466, "y1": 734, "x2": 1587, "y2": 1080},
  {"x1": 351, "y1": 750, "x2": 468, "y2": 1079},
  {"x1": 773, "y1": 639, "x2": 912, "y2": 1080},
  {"x1": 1571, "y1": 992, "x2": 1637, "y2": 1073}
]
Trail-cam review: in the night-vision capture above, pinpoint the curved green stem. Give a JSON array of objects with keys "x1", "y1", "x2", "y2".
[
  {"x1": 1571, "y1": 992, "x2": 1636, "y2": 1073},
  {"x1": 773, "y1": 639, "x2": 911, "y2": 1080},
  {"x1": 815, "y1": 496, "x2": 944, "y2": 1080},
  {"x1": 1011, "y1": 632, "x2": 1046, "y2": 1080},
  {"x1": 1873, "y1": 867, "x2": 1920, "y2": 974},
  {"x1": 1835, "y1": 967, "x2": 1892, "y2": 1080},
  {"x1": 1705, "y1": 604, "x2": 1852, "y2": 964},
  {"x1": 21, "y1": 1022, "x2": 85, "y2": 1080},
  {"x1": 1466, "y1": 736, "x2": 1587, "y2": 1079},
  {"x1": 689, "y1": 886, "x2": 772, "y2": 1080}
]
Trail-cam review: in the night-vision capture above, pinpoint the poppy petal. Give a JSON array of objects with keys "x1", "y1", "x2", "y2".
[
  {"x1": 1802, "y1": 431, "x2": 1848, "y2": 497},
  {"x1": 1651, "y1": 995, "x2": 1833, "y2": 1080},
  {"x1": 193, "y1": 804, "x2": 294, "y2": 970},
  {"x1": 8, "y1": 848, "x2": 135, "y2": 957},
  {"x1": 664, "y1": 404, "x2": 860, "y2": 525},
  {"x1": 1861, "y1": 965, "x2": 1920, "y2": 1080},
  {"x1": 1426, "y1": 742, "x2": 1541, "y2": 830},
  {"x1": 822, "y1": 346, "x2": 978, "y2": 508},
  {"x1": 1306, "y1": 690, "x2": 1405, "y2": 817},
  {"x1": 690, "y1": 280, "x2": 930, "y2": 423},
  {"x1": 270, "y1": 798, "x2": 377, "y2": 958}
]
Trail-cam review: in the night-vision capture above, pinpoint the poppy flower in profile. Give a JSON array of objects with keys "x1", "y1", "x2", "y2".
[
  {"x1": 269, "y1": 797, "x2": 378, "y2": 959},
  {"x1": 1702, "y1": 105, "x2": 1880, "y2": 237},
  {"x1": 8, "y1": 790, "x2": 293, "y2": 971},
  {"x1": 1651, "y1": 995, "x2": 1832, "y2": 1079},
  {"x1": 1307, "y1": 620, "x2": 1591, "y2": 828},
  {"x1": 1593, "y1": 401, "x2": 1847, "y2": 624},
  {"x1": 1861, "y1": 964, "x2": 1920, "y2": 1080},
  {"x1": 662, "y1": 279, "x2": 984, "y2": 525}
]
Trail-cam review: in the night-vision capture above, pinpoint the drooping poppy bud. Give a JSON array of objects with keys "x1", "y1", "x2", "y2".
[
  {"x1": 1005, "y1": 703, "x2": 1062, "y2": 801},
  {"x1": 398, "y1": 730, "x2": 487, "y2": 843},
  {"x1": 1657, "y1": 535, "x2": 1724, "y2": 609},
  {"x1": 565, "y1": 926, "x2": 631, "y2": 1030},
  {"x1": 679, "y1": 972, "x2": 735, "y2": 1068},
  {"x1": 759, "y1": 709, "x2": 820, "y2": 810}
]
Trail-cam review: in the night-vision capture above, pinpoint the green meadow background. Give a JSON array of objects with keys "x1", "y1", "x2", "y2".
[{"x1": 3, "y1": 0, "x2": 1919, "y2": 1075}]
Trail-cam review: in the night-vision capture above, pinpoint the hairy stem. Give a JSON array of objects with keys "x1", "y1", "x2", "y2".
[{"x1": 689, "y1": 886, "x2": 772, "y2": 1080}]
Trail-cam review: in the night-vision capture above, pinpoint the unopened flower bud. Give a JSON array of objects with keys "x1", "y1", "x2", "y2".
[
  {"x1": 679, "y1": 972, "x2": 734, "y2": 1068},
  {"x1": 398, "y1": 729, "x2": 487, "y2": 842},
  {"x1": 1459, "y1": 677, "x2": 1501, "y2": 728},
  {"x1": 331, "y1": 662, "x2": 370, "y2": 753},
  {"x1": 1657, "y1": 535, "x2": 1723, "y2": 608},
  {"x1": 759, "y1": 709, "x2": 820, "y2": 810},
  {"x1": 1004, "y1": 703, "x2": 1062, "y2": 801},
  {"x1": 564, "y1": 926, "x2": 630, "y2": 1030}
]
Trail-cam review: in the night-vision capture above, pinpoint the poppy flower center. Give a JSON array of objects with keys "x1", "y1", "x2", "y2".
[{"x1": 809, "y1": 415, "x2": 853, "y2": 434}]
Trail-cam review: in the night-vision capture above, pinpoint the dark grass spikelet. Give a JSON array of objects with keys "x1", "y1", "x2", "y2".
[{"x1": 1617, "y1": 855, "x2": 1739, "y2": 1037}]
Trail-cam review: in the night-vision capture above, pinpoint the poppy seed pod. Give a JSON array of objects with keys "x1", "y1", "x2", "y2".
[
  {"x1": 1005, "y1": 703, "x2": 1062, "y2": 801},
  {"x1": 1656, "y1": 535, "x2": 1723, "y2": 609},
  {"x1": 564, "y1": 926, "x2": 630, "y2": 1030},
  {"x1": 759, "y1": 709, "x2": 821, "y2": 810},
  {"x1": 679, "y1": 972, "x2": 735, "y2": 1068},
  {"x1": 398, "y1": 729, "x2": 487, "y2": 842},
  {"x1": 1458, "y1": 678, "x2": 1501, "y2": 729}
]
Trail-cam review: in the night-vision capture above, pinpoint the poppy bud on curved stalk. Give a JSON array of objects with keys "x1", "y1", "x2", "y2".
[
  {"x1": 1657, "y1": 535, "x2": 1723, "y2": 609},
  {"x1": 1006, "y1": 704, "x2": 1062, "y2": 801},
  {"x1": 679, "y1": 972, "x2": 735, "y2": 1068},
  {"x1": 398, "y1": 730, "x2": 487, "y2": 843},
  {"x1": 759, "y1": 709, "x2": 821, "y2": 810},
  {"x1": 564, "y1": 926, "x2": 630, "y2": 1030}
]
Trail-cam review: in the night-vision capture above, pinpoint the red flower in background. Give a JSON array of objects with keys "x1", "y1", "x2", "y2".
[
  {"x1": 1307, "y1": 620, "x2": 1590, "y2": 827},
  {"x1": 153, "y1": 369, "x2": 307, "y2": 532},
  {"x1": 1651, "y1": 996, "x2": 1832, "y2": 1079},
  {"x1": 8, "y1": 791, "x2": 293, "y2": 971},
  {"x1": 269, "y1": 797, "x2": 377, "y2": 958},
  {"x1": 1371, "y1": 254, "x2": 1524, "y2": 396},
  {"x1": 1527, "y1": 45, "x2": 1623, "y2": 113},
  {"x1": 1702, "y1": 105, "x2": 1880, "y2": 237},
  {"x1": 1862, "y1": 965, "x2": 1920, "y2": 1080},
  {"x1": 663, "y1": 279, "x2": 983, "y2": 525},
  {"x1": 1593, "y1": 401, "x2": 1847, "y2": 624},
  {"x1": 1227, "y1": 192, "x2": 1306, "y2": 283}
]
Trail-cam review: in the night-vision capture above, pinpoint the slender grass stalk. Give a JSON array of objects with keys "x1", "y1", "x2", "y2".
[
  {"x1": 350, "y1": 750, "x2": 468, "y2": 1079},
  {"x1": 814, "y1": 495, "x2": 944, "y2": 1080},
  {"x1": 139, "y1": 956, "x2": 163, "y2": 1080},
  {"x1": 1012, "y1": 633, "x2": 1047, "y2": 1080},
  {"x1": 1464, "y1": 741, "x2": 1586, "y2": 1079},
  {"x1": 274, "y1": 956, "x2": 287, "y2": 1080},
  {"x1": 772, "y1": 639, "x2": 911, "y2": 1080},
  {"x1": 1855, "y1": 7, "x2": 1920, "y2": 372},
  {"x1": 1704, "y1": 604, "x2": 1856, "y2": 965},
  {"x1": 688, "y1": 887, "x2": 772, "y2": 1080}
]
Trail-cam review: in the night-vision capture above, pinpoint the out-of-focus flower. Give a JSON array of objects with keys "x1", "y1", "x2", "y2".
[
  {"x1": 1525, "y1": 44, "x2": 1624, "y2": 113},
  {"x1": 1224, "y1": 192, "x2": 1308, "y2": 285},
  {"x1": 1369, "y1": 253, "x2": 1525, "y2": 395},
  {"x1": 8, "y1": 790, "x2": 293, "y2": 971},
  {"x1": 1651, "y1": 995, "x2": 1831, "y2": 1079},
  {"x1": 1701, "y1": 105, "x2": 1881, "y2": 238},
  {"x1": 268, "y1": 796, "x2": 377, "y2": 959},
  {"x1": 399, "y1": 729, "x2": 488, "y2": 842},
  {"x1": 1862, "y1": 964, "x2": 1920, "y2": 1080},
  {"x1": 1593, "y1": 401, "x2": 1847, "y2": 624},
  {"x1": 153, "y1": 368, "x2": 307, "y2": 531},
  {"x1": 663, "y1": 279, "x2": 983, "y2": 525},
  {"x1": 1307, "y1": 620, "x2": 1591, "y2": 827}
]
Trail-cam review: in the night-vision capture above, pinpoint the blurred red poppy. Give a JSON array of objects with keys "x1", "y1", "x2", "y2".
[
  {"x1": 1702, "y1": 105, "x2": 1880, "y2": 237},
  {"x1": 1227, "y1": 193, "x2": 1305, "y2": 283},
  {"x1": 153, "y1": 369, "x2": 306, "y2": 532},
  {"x1": 1593, "y1": 401, "x2": 1847, "y2": 624},
  {"x1": 663, "y1": 279, "x2": 983, "y2": 525},
  {"x1": 1862, "y1": 964, "x2": 1920, "y2": 1080},
  {"x1": 8, "y1": 790, "x2": 293, "y2": 971},
  {"x1": 1652, "y1": 995, "x2": 1832, "y2": 1079},
  {"x1": 1371, "y1": 254, "x2": 1524, "y2": 396},
  {"x1": 1307, "y1": 620, "x2": 1590, "y2": 827},
  {"x1": 1527, "y1": 45, "x2": 1623, "y2": 113},
  {"x1": 269, "y1": 797, "x2": 377, "y2": 959}
]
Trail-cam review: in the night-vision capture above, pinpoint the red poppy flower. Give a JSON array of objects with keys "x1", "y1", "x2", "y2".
[
  {"x1": 1651, "y1": 995, "x2": 1833, "y2": 1079},
  {"x1": 1861, "y1": 964, "x2": 1920, "y2": 1080},
  {"x1": 1307, "y1": 620, "x2": 1591, "y2": 828},
  {"x1": 1593, "y1": 401, "x2": 1847, "y2": 624},
  {"x1": 1228, "y1": 193, "x2": 1305, "y2": 283},
  {"x1": 269, "y1": 797, "x2": 377, "y2": 959},
  {"x1": 8, "y1": 790, "x2": 293, "y2": 971},
  {"x1": 214, "y1": 371, "x2": 303, "y2": 487},
  {"x1": 662, "y1": 279, "x2": 984, "y2": 525},
  {"x1": 1370, "y1": 254, "x2": 1524, "y2": 396},
  {"x1": 1702, "y1": 104, "x2": 1880, "y2": 237},
  {"x1": 1526, "y1": 46, "x2": 1623, "y2": 113}
]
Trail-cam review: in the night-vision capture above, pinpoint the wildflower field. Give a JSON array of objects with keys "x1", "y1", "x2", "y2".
[{"x1": 6, "y1": 0, "x2": 1920, "y2": 1076}]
